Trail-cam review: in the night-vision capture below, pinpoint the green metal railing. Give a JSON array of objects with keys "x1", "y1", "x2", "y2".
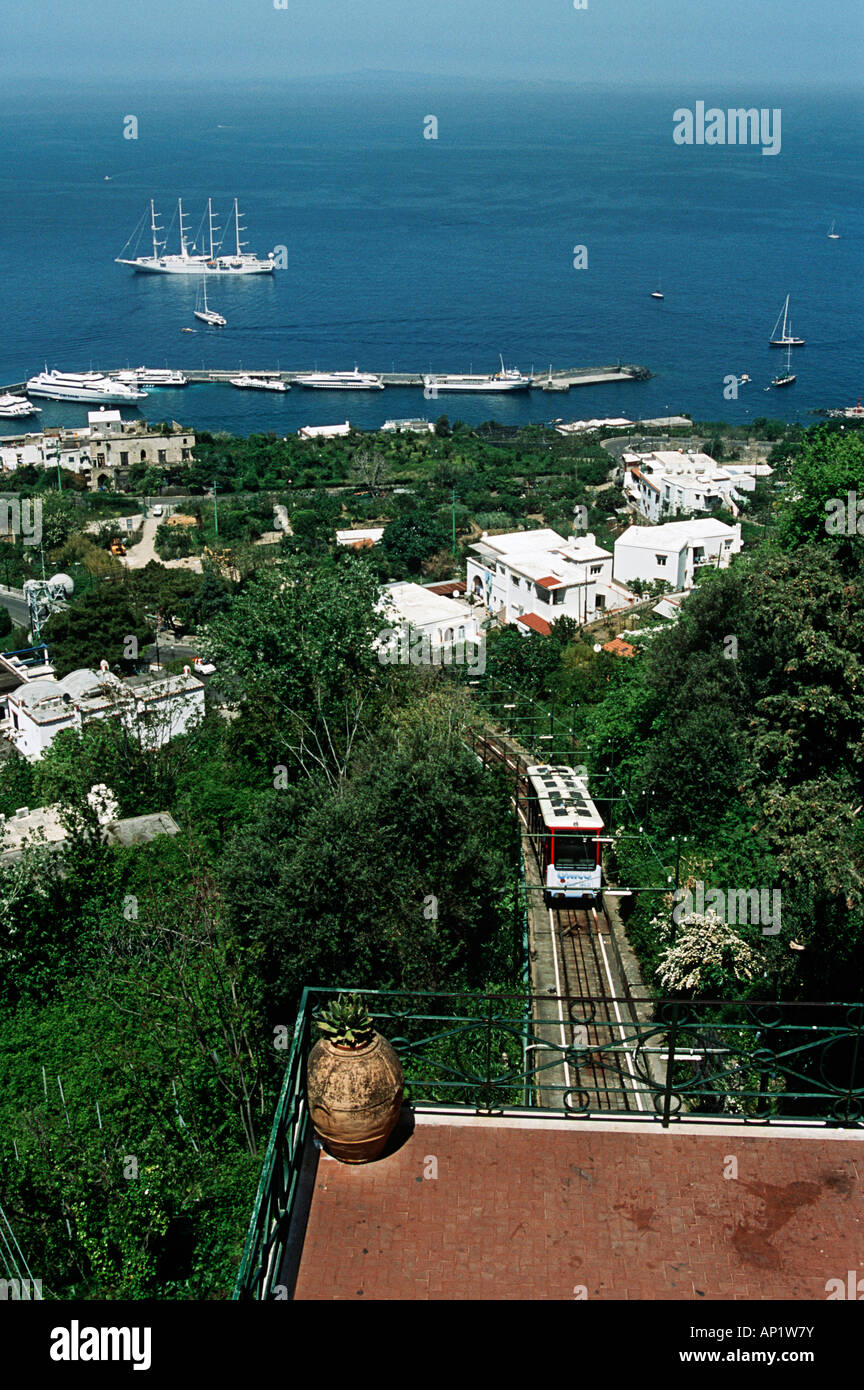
[{"x1": 233, "y1": 988, "x2": 864, "y2": 1299}]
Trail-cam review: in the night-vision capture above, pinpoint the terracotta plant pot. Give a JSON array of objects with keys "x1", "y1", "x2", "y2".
[{"x1": 307, "y1": 1032, "x2": 404, "y2": 1164}]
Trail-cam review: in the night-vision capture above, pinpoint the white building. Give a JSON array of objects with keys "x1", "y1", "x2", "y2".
[
  {"x1": 380, "y1": 419, "x2": 435, "y2": 435},
  {"x1": 0, "y1": 787, "x2": 180, "y2": 866},
  {"x1": 376, "y1": 581, "x2": 480, "y2": 653},
  {"x1": 297, "y1": 421, "x2": 352, "y2": 439},
  {"x1": 613, "y1": 519, "x2": 743, "y2": 592},
  {"x1": 555, "y1": 418, "x2": 633, "y2": 435},
  {"x1": 335, "y1": 528, "x2": 385, "y2": 548},
  {"x1": 466, "y1": 528, "x2": 636, "y2": 634},
  {"x1": 1, "y1": 662, "x2": 205, "y2": 761},
  {"x1": 622, "y1": 450, "x2": 772, "y2": 521},
  {"x1": 0, "y1": 413, "x2": 195, "y2": 490}
]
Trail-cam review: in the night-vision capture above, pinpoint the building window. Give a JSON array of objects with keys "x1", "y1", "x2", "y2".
[
  {"x1": 181, "y1": 448, "x2": 190, "y2": 460},
  {"x1": 553, "y1": 590, "x2": 565, "y2": 605},
  {"x1": 590, "y1": 564, "x2": 602, "y2": 575},
  {"x1": 536, "y1": 587, "x2": 550, "y2": 604},
  {"x1": 512, "y1": 576, "x2": 520, "y2": 587},
  {"x1": 595, "y1": 594, "x2": 606, "y2": 611},
  {"x1": 120, "y1": 451, "x2": 129, "y2": 466},
  {"x1": 655, "y1": 555, "x2": 667, "y2": 566}
]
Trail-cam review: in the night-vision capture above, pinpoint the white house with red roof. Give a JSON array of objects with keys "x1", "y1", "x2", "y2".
[{"x1": 466, "y1": 528, "x2": 636, "y2": 634}]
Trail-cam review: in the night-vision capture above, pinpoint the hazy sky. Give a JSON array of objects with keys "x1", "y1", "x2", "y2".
[{"x1": 3, "y1": 0, "x2": 863, "y2": 86}]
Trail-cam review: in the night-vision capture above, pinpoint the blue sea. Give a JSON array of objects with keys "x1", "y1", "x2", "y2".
[{"x1": 0, "y1": 78, "x2": 861, "y2": 436}]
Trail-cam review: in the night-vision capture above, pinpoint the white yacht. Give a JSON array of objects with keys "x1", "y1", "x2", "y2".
[
  {"x1": 423, "y1": 357, "x2": 530, "y2": 393},
  {"x1": 0, "y1": 393, "x2": 41, "y2": 418},
  {"x1": 194, "y1": 277, "x2": 227, "y2": 327},
  {"x1": 116, "y1": 198, "x2": 275, "y2": 275},
  {"x1": 294, "y1": 367, "x2": 384, "y2": 391},
  {"x1": 26, "y1": 370, "x2": 147, "y2": 403},
  {"x1": 769, "y1": 294, "x2": 805, "y2": 347},
  {"x1": 116, "y1": 368, "x2": 188, "y2": 387},
  {"x1": 230, "y1": 375, "x2": 289, "y2": 392}
]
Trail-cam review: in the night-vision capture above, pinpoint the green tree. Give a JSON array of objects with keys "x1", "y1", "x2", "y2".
[
  {"x1": 381, "y1": 513, "x2": 451, "y2": 573},
  {"x1": 43, "y1": 587, "x2": 153, "y2": 677}
]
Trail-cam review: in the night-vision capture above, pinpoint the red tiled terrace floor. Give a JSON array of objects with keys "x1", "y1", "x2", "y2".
[{"x1": 294, "y1": 1117, "x2": 863, "y2": 1300}]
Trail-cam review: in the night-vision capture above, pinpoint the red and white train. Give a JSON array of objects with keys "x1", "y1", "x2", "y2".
[{"x1": 525, "y1": 764, "x2": 604, "y2": 902}]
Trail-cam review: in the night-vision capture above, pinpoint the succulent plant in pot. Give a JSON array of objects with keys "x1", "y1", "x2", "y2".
[
  {"x1": 307, "y1": 992, "x2": 404, "y2": 1164},
  {"x1": 316, "y1": 993, "x2": 376, "y2": 1050}
]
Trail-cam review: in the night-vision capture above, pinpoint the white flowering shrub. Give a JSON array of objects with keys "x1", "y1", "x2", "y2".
[{"x1": 655, "y1": 908, "x2": 764, "y2": 995}]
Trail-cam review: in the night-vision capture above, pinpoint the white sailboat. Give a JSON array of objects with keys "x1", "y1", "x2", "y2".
[
  {"x1": 193, "y1": 276, "x2": 226, "y2": 327},
  {"x1": 651, "y1": 280, "x2": 664, "y2": 300},
  {"x1": 772, "y1": 341, "x2": 796, "y2": 388},
  {"x1": 828, "y1": 220, "x2": 840, "y2": 239},
  {"x1": 770, "y1": 293, "x2": 805, "y2": 347},
  {"x1": 116, "y1": 197, "x2": 274, "y2": 274}
]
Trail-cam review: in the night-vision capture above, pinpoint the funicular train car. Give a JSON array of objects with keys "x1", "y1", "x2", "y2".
[{"x1": 525, "y1": 764, "x2": 604, "y2": 903}]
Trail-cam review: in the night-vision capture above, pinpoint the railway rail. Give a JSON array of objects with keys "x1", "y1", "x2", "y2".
[{"x1": 469, "y1": 723, "x2": 651, "y2": 1114}]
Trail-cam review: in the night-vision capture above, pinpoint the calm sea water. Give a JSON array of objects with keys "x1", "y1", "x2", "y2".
[{"x1": 0, "y1": 80, "x2": 861, "y2": 436}]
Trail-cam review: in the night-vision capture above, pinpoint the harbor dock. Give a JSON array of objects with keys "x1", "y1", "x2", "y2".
[{"x1": 0, "y1": 363, "x2": 650, "y2": 397}]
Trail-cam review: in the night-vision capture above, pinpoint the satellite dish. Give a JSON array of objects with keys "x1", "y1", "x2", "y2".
[{"x1": 48, "y1": 573, "x2": 74, "y2": 595}]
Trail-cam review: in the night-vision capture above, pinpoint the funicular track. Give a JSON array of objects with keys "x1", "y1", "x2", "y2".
[{"x1": 471, "y1": 724, "x2": 650, "y2": 1115}]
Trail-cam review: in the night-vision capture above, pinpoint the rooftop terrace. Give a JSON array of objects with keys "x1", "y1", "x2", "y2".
[
  {"x1": 295, "y1": 1115, "x2": 861, "y2": 1301},
  {"x1": 235, "y1": 990, "x2": 864, "y2": 1302}
]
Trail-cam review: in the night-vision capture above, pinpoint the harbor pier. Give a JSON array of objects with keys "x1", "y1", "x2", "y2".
[{"x1": 0, "y1": 363, "x2": 650, "y2": 399}]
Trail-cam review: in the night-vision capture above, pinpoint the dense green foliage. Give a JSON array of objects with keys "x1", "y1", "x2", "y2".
[
  {"x1": 1, "y1": 415, "x2": 861, "y2": 1298},
  {"x1": 0, "y1": 551, "x2": 517, "y2": 1298},
  {"x1": 479, "y1": 424, "x2": 864, "y2": 1002}
]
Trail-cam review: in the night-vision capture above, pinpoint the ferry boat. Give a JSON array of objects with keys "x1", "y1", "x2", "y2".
[
  {"x1": 294, "y1": 367, "x2": 384, "y2": 391},
  {"x1": 116, "y1": 198, "x2": 274, "y2": 275},
  {"x1": 0, "y1": 393, "x2": 41, "y2": 418},
  {"x1": 26, "y1": 370, "x2": 147, "y2": 404},
  {"x1": 423, "y1": 357, "x2": 530, "y2": 393},
  {"x1": 116, "y1": 368, "x2": 188, "y2": 387},
  {"x1": 769, "y1": 294, "x2": 805, "y2": 347},
  {"x1": 229, "y1": 375, "x2": 289, "y2": 392}
]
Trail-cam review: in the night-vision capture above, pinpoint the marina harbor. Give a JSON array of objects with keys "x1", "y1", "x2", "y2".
[{"x1": 0, "y1": 362, "x2": 649, "y2": 400}]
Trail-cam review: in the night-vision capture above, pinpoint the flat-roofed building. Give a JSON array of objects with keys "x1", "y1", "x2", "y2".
[
  {"x1": 0, "y1": 415, "x2": 195, "y2": 491},
  {"x1": 2, "y1": 663, "x2": 205, "y2": 760},
  {"x1": 376, "y1": 581, "x2": 481, "y2": 665},
  {"x1": 467, "y1": 528, "x2": 635, "y2": 630},
  {"x1": 622, "y1": 449, "x2": 772, "y2": 521},
  {"x1": 613, "y1": 519, "x2": 742, "y2": 591}
]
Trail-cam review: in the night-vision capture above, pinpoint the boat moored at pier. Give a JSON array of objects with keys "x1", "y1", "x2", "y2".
[
  {"x1": 230, "y1": 375, "x2": 289, "y2": 392},
  {"x1": 26, "y1": 371, "x2": 148, "y2": 404},
  {"x1": 423, "y1": 357, "x2": 530, "y2": 393},
  {"x1": 116, "y1": 368, "x2": 189, "y2": 387},
  {"x1": 0, "y1": 393, "x2": 41, "y2": 418},
  {"x1": 294, "y1": 368, "x2": 384, "y2": 391}
]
